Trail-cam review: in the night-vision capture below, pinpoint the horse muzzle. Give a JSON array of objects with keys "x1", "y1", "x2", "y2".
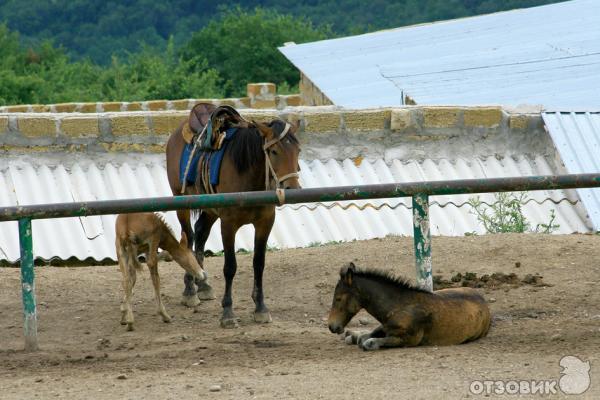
[
  {"x1": 328, "y1": 322, "x2": 344, "y2": 334},
  {"x1": 281, "y1": 176, "x2": 301, "y2": 190}
]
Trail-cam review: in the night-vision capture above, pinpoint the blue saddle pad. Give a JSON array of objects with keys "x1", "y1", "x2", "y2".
[
  {"x1": 179, "y1": 142, "x2": 201, "y2": 185},
  {"x1": 179, "y1": 128, "x2": 237, "y2": 186}
]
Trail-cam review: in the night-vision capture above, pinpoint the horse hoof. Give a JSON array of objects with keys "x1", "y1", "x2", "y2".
[
  {"x1": 360, "y1": 338, "x2": 380, "y2": 351},
  {"x1": 344, "y1": 335, "x2": 355, "y2": 345},
  {"x1": 254, "y1": 311, "x2": 272, "y2": 324},
  {"x1": 161, "y1": 315, "x2": 172, "y2": 323},
  {"x1": 220, "y1": 318, "x2": 239, "y2": 329},
  {"x1": 197, "y1": 286, "x2": 216, "y2": 301},
  {"x1": 181, "y1": 295, "x2": 201, "y2": 308},
  {"x1": 126, "y1": 323, "x2": 134, "y2": 331}
]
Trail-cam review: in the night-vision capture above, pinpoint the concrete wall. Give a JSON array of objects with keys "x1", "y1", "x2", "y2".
[{"x1": 0, "y1": 106, "x2": 553, "y2": 162}]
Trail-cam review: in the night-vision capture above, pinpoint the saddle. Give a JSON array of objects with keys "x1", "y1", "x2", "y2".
[
  {"x1": 179, "y1": 103, "x2": 249, "y2": 193},
  {"x1": 181, "y1": 103, "x2": 248, "y2": 150}
]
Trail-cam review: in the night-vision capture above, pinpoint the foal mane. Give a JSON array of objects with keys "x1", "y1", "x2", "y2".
[
  {"x1": 354, "y1": 268, "x2": 430, "y2": 293},
  {"x1": 154, "y1": 213, "x2": 177, "y2": 238},
  {"x1": 226, "y1": 119, "x2": 298, "y2": 174}
]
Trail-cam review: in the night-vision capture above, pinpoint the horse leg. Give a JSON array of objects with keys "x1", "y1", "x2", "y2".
[
  {"x1": 359, "y1": 312, "x2": 426, "y2": 351},
  {"x1": 359, "y1": 330, "x2": 424, "y2": 351},
  {"x1": 345, "y1": 325, "x2": 385, "y2": 345},
  {"x1": 176, "y1": 209, "x2": 194, "y2": 250},
  {"x1": 251, "y1": 214, "x2": 275, "y2": 323},
  {"x1": 220, "y1": 221, "x2": 240, "y2": 328},
  {"x1": 180, "y1": 208, "x2": 202, "y2": 307},
  {"x1": 119, "y1": 248, "x2": 136, "y2": 331},
  {"x1": 118, "y1": 257, "x2": 128, "y2": 326},
  {"x1": 193, "y1": 211, "x2": 217, "y2": 300},
  {"x1": 147, "y1": 241, "x2": 171, "y2": 323}
]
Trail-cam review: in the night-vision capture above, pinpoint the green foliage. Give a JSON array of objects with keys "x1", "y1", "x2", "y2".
[
  {"x1": 0, "y1": 25, "x2": 222, "y2": 105},
  {"x1": 182, "y1": 8, "x2": 330, "y2": 96},
  {"x1": 534, "y1": 209, "x2": 560, "y2": 234},
  {"x1": 468, "y1": 193, "x2": 529, "y2": 233},
  {"x1": 468, "y1": 193, "x2": 560, "y2": 234}
]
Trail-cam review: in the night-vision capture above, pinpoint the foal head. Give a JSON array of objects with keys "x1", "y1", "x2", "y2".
[
  {"x1": 328, "y1": 262, "x2": 362, "y2": 334},
  {"x1": 255, "y1": 119, "x2": 301, "y2": 189}
]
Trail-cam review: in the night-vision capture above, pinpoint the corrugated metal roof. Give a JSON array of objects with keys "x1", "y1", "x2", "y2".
[
  {"x1": 0, "y1": 154, "x2": 590, "y2": 263},
  {"x1": 279, "y1": 0, "x2": 600, "y2": 109},
  {"x1": 543, "y1": 111, "x2": 600, "y2": 230}
]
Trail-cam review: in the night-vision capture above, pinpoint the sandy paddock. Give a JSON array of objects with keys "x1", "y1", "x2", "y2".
[{"x1": 1, "y1": 234, "x2": 599, "y2": 399}]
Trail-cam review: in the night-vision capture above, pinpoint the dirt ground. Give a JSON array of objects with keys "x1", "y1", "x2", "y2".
[{"x1": 1, "y1": 234, "x2": 599, "y2": 399}]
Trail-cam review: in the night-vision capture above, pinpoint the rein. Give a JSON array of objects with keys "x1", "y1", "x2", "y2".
[{"x1": 263, "y1": 122, "x2": 299, "y2": 191}]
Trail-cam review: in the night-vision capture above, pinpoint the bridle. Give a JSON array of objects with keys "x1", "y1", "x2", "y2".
[{"x1": 262, "y1": 122, "x2": 300, "y2": 191}]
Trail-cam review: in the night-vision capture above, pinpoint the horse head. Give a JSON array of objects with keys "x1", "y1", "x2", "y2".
[
  {"x1": 254, "y1": 119, "x2": 302, "y2": 190},
  {"x1": 328, "y1": 262, "x2": 362, "y2": 334}
]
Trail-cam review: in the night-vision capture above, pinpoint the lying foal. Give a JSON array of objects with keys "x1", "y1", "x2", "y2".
[
  {"x1": 115, "y1": 213, "x2": 207, "y2": 330},
  {"x1": 328, "y1": 262, "x2": 491, "y2": 351}
]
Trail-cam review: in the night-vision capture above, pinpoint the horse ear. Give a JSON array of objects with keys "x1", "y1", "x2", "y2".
[
  {"x1": 293, "y1": 119, "x2": 301, "y2": 131},
  {"x1": 340, "y1": 262, "x2": 356, "y2": 285},
  {"x1": 180, "y1": 232, "x2": 188, "y2": 248},
  {"x1": 252, "y1": 120, "x2": 273, "y2": 139}
]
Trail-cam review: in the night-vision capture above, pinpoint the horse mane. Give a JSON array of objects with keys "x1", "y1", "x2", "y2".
[
  {"x1": 353, "y1": 267, "x2": 431, "y2": 293},
  {"x1": 154, "y1": 213, "x2": 177, "y2": 239},
  {"x1": 226, "y1": 119, "x2": 298, "y2": 174}
]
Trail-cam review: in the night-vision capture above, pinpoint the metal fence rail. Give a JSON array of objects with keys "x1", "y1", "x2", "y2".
[{"x1": 2, "y1": 173, "x2": 600, "y2": 351}]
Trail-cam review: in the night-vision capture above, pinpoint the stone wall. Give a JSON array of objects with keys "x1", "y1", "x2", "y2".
[
  {"x1": 299, "y1": 73, "x2": 333, "y2": 106},
  {"x1": 0, "y1": 106, "x2": 552, "y2": 162},
  {"x1": 0, "y1": 83, "x2": 302, "y2": 113}
]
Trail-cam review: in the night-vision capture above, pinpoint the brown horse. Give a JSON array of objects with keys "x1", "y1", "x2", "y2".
[
  {"x1": 115, "y1": 212, "x2": 207, "y2": 331},
  {"x1": 166, "y1": 105, "x2": 301, "y2": 327},
  {"x1": 328, "y1": 263, "x2": 491, "y2": 351}
]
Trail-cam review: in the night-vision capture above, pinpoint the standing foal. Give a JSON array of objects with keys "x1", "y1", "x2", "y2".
[{"x1": 115, "y1": 213, "x2": 207, "y2": 330}]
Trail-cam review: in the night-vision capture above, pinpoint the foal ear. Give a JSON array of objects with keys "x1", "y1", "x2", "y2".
[
  {"x1": 180, "y1": 232, "x2": 188, "y2": 248},
  {"x1": 253, "y1": 120, "x2": 273, "y2": 139},
  {"x1": 340, "y1": 262, "x2": 356, "y2": 285}
]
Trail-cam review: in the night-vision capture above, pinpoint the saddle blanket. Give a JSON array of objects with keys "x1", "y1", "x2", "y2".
[{"x1": 179, "y1": 128, "x2": 237, "y2": 186}]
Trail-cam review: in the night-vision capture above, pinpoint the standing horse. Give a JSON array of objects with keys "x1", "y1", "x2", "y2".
[
  {"x1": 166, "y1": 106, "x2": 301, "y2": 327},
  {"x1": 328, "y1": 263, "x2": 491, "y2": 350}
]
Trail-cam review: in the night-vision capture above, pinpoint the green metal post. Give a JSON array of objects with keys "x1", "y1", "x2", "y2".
[
  {"x1": 412, "y1": 193, "x2": 433, "y2": 292},
  {"x1": 18, "y1": 218, "x2": 38, "y2": 351}
]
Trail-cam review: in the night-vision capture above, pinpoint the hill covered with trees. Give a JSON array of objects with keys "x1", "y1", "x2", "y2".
[{"x1": 0, "y1": 0, "x2": 565, "y2": 105}]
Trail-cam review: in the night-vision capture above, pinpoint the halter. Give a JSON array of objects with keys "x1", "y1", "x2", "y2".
[{"x1": 263, "y1": 122, "x2": 300, "y2": 193}]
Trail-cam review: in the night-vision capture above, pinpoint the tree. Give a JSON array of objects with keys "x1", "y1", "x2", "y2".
[
  {"x1": 0, "y1": 24, "x2": 223, "y2": 105},
  {"x1": 182, "y1": 7, "x2": 331, "y2": 96}
]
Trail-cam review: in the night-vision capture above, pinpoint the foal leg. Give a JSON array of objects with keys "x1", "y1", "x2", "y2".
[
  {"x1": 118, "y1": 247, "x2": 137, "y2": 331},
  {"x1": 220, "y1": 221, "x2": 240, "y2": 328},
  {"x1": 345, "y1": 325, "x2": 385, "y2": 345},
  {"x1": 193, "y1": 211, "x2": 217, "y2": 300},
  {"x1": 251, "y1": 214, "x2": 275, "y2": 323},
  {"x1": 360, "y1": 329, "x2": 424, "y2": 351},
  {"x1": 147, "y1": 241, "x2": 171, "y2": 323},
  {"x1": 359, "y1": 310, "x2": 428, "y2": 351}
]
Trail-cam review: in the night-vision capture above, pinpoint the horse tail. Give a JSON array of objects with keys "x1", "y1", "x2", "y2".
[{"x1": 117, "y1": 237, "x2": 143, "y2": 272}]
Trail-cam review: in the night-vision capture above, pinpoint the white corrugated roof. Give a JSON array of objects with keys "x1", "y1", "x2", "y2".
[
  {"x1": 0, "y1": 154, "x2": 590, "y2": 263},
  {"x1": 279, "y1": 0, "x2": 600, "y2": 109},
  {"x1": 543, "y1": 111, "x2": 600, "y2": 230}
]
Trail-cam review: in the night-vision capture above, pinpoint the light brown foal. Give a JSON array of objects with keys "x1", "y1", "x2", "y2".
[{"x1": 115, "y1": 213, "x2": 207, "y2": 331}]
